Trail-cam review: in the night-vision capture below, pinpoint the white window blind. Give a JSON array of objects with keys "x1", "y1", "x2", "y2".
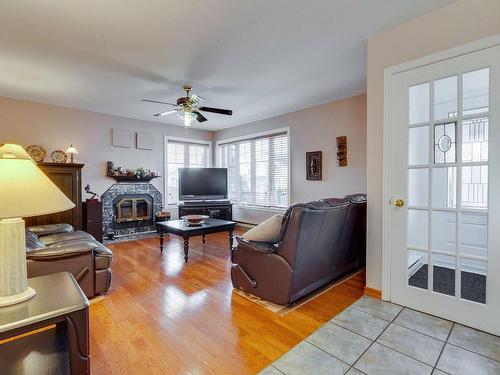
[
  {"x1": 167, "y1": 140, "x2": 210, "y2": 204},
  {"x1": 218, "y1": 132, "x2": 289, "y2": 207}
]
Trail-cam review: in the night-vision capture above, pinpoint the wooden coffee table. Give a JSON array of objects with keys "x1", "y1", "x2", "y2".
[{"x1": 157, "y1": 218, "x2": 236, "y2": 262}]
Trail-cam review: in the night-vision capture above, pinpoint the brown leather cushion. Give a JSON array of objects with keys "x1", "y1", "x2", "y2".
[
  {"x1": 93, "y1": 242, "x2": 113, "y2": 269},
  {"x1": 39, "y1": 230, "x2": 95, "y2": 246},
  {"x1": 27, "y1": 223, "x2": 74, "y2": 235},
  {"x1": 25, "y1": 230, "x2": 45, "y2": 250}
]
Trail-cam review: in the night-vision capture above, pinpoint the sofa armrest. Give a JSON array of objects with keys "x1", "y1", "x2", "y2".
[
  {"x1": 235, "y1": 237, "x2": 277, "y2": 254},
  {"x1": 26, "y1": 241, "x2": 95, "y2": 260},
  {"x1": 27, "y1": 224, "x2": 74, "y2": 236}
]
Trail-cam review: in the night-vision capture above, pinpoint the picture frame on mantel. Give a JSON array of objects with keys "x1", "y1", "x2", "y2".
[{"x1": 306, "y1": 151, "x2": 322, "y2": 180}]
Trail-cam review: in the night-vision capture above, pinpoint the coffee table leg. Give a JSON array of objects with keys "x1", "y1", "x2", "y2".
[
  {"x1": 159, "y1": 232, "x2": 164, "y2": 253},
  {"x1": 202, "y1": 234, "x2": 206, "y2": 244},
  {"x1": 183, "y1": 237, "x2": 189, "y2": 263},
  {"x1": 229, "y1": 231, "x2": 234, "y2": 251}
]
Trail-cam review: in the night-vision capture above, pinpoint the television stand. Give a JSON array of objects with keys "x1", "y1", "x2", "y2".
[{"x1": 178, "y1": 201, "x2": 233, "y2": 221}]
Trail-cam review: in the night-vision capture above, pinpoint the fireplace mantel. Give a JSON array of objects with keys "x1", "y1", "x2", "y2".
[{"x1": 106, "y1": 175, "x2": 160, "y2": 183}]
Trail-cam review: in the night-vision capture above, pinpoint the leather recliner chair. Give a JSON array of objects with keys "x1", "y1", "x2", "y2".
[
  {"x1": 25, "y1": 223, "x2": 113, "y2": 298},
  {"x1": 231, "y1": 194, "x2": 366, "y2": 305}
]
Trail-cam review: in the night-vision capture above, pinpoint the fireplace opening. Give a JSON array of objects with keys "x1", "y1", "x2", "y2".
[{"x1": 116, "y1": 197, "x2": 152, "y2": 223}]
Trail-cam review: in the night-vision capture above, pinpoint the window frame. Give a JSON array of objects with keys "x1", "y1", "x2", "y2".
[
  {"x1": 216, "y1": 127, "x2": 290, "y2": 209},
  {"x1": 163, "y1": 136, "x2": 212, "y2": 206}
]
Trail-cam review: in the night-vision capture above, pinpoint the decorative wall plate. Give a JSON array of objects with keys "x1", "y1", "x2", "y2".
[
  {"x1": 50, "y1": 150, "x2": 68, "y2": 163},
  {"x1": 26, "y1": 145, "x2": 46, "y2": 162}
]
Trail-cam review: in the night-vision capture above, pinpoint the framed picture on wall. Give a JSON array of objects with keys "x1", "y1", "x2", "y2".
[{"x1": 306, "y1": 151, "x2": 322, "y2": 180}]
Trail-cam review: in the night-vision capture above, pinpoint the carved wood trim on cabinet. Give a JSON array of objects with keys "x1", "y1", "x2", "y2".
[{"x1": 24, "y1": 162, "x2": 84, "y2": 230}]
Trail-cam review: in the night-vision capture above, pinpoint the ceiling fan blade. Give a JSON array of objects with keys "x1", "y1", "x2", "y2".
[
  {"x1": 190, "y1": 94, "x2": 205, "y2": 104},
  {"x1": 194, "y1": 111, "x2": 208, "y2": 123},
  {"x1": 154, "y1": 110, "x2": 177, "y2": 117},
  {"x1": 142, "y1": 99, "x2": 176, "y2": 106},
  {"x1": 199, "y1": 106, "x2": 233, "y2": 116}
]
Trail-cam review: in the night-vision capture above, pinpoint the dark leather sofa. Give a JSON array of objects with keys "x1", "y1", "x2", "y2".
[
  {"x1": 25, "y1": 224, "x2": 113, "y2": 298},
  {"x1": 231, "y1": 194, "x2": 366, "y2": 305}
]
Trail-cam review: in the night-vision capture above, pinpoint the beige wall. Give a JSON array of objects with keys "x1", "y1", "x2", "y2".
[
  {"x1": 0, "y1": 96, "x2": 213, "y2": 212},
  {"x1": 366, "y1": 0, "x2": 500, "y2": 290},
  {"x1": 215, "y1": 94, "x2": 367, "y2": 208}
]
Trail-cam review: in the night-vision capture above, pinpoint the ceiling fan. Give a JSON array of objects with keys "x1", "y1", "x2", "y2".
[{"x1": 142, "y1": 85, "x2": 233, "y2": 126}]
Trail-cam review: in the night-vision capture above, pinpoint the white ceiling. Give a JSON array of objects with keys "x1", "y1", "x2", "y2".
[{"x1": 0, "y1": 0, "x2": 456, "y2": 131}]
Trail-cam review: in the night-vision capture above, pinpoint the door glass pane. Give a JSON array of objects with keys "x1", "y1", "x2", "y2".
[
  {"x1": 409, "y1": 126, "x2": 429, "y2": 165},
  {"x1": 461, "y1": 258, "x2": 486, "y2": 304},
  {"x1": 461, "y1": 166, "x2": 488, "y2": 209},
  {"x1": 434, "y1": 76, "x2": 458, "y2": 120},
  {"x1": 408, "y1": 209, "x2": 428, "y2": 249},
  {"x1": 432, "y1": 167, "x2": 457, "y2": 209},
  {"x1": 408, "y1": 250, "x2": 428, "y2": 290},
  {"x1": 432, "y1": 211, "x2": 456, "y2": 253},
  {"x1": 460, "y1": 212, "x2": 487, "y2": 258},
  {"x1": 432, "y1": 254, "x2": 456, "y2": 297},
  {"x1": 462, "y1": 116, "x2": 489, "y2": 162},
  {"x1": 463, "y1": 68, "x2": 489, "y2": 115},
  {"x1": 409, "y1": 83, "x2": 430, "y2": 124},
  {"x1": 408, "y1": 169, "x2": 429, "y2": 207},
  {"x1": 434, "y1": 122, "x2": 456, "y2": 164}
]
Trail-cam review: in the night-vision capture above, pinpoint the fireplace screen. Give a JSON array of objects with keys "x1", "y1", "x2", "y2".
[{"x1": 116, "y1": 198, "x2": 152, "y2": 223}]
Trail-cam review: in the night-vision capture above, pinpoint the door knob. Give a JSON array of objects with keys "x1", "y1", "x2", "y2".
[{"x1": 393, "y1": 199, "x2": 405, "y2": 208}]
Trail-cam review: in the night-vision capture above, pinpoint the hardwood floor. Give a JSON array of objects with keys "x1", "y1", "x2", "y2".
[{"x1": 89, "y1": 229, "x2": 365, "y2": 375}]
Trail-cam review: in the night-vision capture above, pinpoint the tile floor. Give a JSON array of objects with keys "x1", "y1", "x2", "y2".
[{"x1": 259, "y1": 296, "x2": 500, "y2": 375}]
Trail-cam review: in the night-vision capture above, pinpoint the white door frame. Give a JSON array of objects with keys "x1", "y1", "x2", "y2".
[{"x1": 382, "y1": 34, "x2": 500, "y2": 301}]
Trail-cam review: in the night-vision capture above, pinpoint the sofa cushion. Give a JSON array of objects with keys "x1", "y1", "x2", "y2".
[
  {"x1": 38, "y1": 230, "x2": 95, "y2": 246},
  {"x1": 25, "y1": 230, "x2": 45, "y2": 250},
  {"x1": 322, "y1": 197, "x2": 349, "y2": 207},
  {"x1": 26, "y1": 241, "x2": 94, "y2": 259},
  {"x1": 242, "y1": 214, "x2": 284, "y2": 243},
  {"x1": 344, "y1": 193, "x2": 367, "y2": 203},
  {"x1": 27, "y1": 223, "x2": 74, "y2": 235}
]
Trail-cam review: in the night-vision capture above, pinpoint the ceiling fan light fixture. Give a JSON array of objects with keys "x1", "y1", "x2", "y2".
[
  {"x1": 143, "y1": 86, "x2": 233, "y2": 126},
  {"x1": 179, "y1": 110, "x2": 195, "y2": 127}
]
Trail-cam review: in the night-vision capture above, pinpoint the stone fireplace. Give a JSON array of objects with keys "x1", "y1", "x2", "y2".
[{"x1": 101, "y1": 183, "x2": 162, "y2": 237}]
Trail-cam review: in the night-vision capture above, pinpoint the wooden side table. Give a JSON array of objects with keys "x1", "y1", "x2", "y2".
[
  {"x1": 0, "y1": 272, "x2": 90, "y2": 374},
  {"x1": 83, "y1": 200, "x2": 103, "y2": 242}
]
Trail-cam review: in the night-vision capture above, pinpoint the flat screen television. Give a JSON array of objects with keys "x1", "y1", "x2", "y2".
[{"x1": 179, "y1": 168, "x2": 228, "y2": 201}]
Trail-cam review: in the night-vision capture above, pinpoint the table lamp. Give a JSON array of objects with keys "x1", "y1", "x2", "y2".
[
  {"x1": 65, "y1": 144, "x2": 79, "y2": 163},
  {"x1": 0, "y1": 144, "x2": 75, "y2": 307}
]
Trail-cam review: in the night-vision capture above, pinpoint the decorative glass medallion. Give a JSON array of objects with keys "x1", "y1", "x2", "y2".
[
  {"x1": 438, "y1": 135, "x2": 452, "y2": 152},
  {"x1": 435, "y1": 122, "x2": 456, "y2": 164}
]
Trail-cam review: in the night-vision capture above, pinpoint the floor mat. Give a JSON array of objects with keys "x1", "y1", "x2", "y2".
[{"x1": 409, "y1": 265, "x2": 486, "y2": 303}]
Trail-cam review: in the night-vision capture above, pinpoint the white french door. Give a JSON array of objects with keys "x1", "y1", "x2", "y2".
[{"x1": 388, "y1": 45, "x2": 500, "y2": 335}]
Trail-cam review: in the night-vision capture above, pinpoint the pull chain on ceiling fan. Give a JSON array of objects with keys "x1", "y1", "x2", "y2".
[{"x1": 142, "y1": 85, "x2": 233, "y2": 127}]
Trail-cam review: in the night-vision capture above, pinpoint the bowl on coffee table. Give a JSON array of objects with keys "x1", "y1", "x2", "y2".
[{"x1": 181, "y1": 214, "x2": 209, "y2": 226}]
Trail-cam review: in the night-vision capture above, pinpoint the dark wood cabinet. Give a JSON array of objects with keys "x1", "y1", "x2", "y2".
[
  {"x1": 178, "y1": 201, "x2": 233, "y2": 221},
  {"x1": 24, "y1": 162, "x2": 84, "y2": 230},
  {"x1": 83, "y1": 201, "x2": 103, "y2": 242}
]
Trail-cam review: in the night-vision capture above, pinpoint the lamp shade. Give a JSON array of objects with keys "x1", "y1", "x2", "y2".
[
  {"x1": 0, "y1": 144, "x2": 75, "y2": 219},
  {"x1": 65, "y1": 145, "x2": 78, "y2": 154}
]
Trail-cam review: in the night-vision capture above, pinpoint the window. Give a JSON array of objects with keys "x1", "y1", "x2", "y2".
[
  {"x1": 166, "y1": 139, "x2": 210, "y2": 204},
  {"x1": 218, "y1": 131, "x2": 289, "y2": 208}
]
